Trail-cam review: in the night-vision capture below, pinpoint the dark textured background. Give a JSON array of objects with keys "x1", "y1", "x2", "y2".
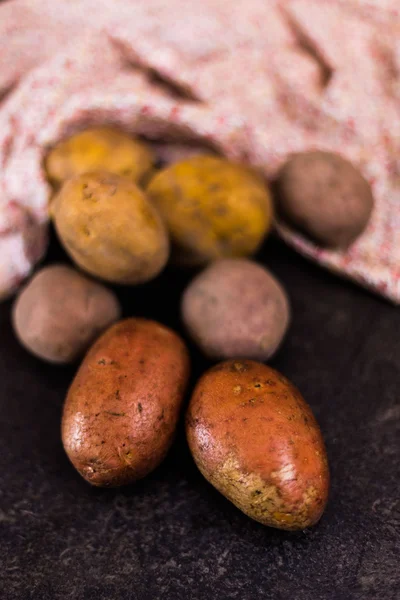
[{"x1": 0, "y1": 232, "x2": 399, "y2": 600}]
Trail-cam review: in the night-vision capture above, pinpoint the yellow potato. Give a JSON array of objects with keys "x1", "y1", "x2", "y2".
[
  {"x1": 51, "y1": 171, "x2": 169, "y2": 285},
  {"x1": 146, "y1": 155, "x2": 273, "y2": 266},
  {"x1": 45, "y1": 127, "x2": 155, "y2": 186}
]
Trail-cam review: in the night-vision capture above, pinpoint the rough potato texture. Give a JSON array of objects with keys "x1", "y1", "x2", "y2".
[
  {"x1": 186, "y1": 360, "x2": 329, "y2": 530},
  {"x1": 45, "y1": 127, "x2": 155, "y2": 187},
  {"x1": 146, "y1": 155, "x2": 272, "y2": 266},
  {"x1": 12, "y1": 264, "x2": 120, "y2": 364},
  {"x1": 51, "y1": 171, "x2": 169, "y2": 284},
  {"x1": 276, "y1": 151, "x2": 374, "y2": 248},
  {"x1": 182, "y1": 259, "x2": 290, "y2": 361},
  {"x1": 62, "y1": 318, "x2": 190, "y2": 487}
]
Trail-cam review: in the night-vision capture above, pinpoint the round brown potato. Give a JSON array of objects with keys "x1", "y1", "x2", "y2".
[
  {"x1": 276, "y1": 151, "x2": 374, "y2": 248},
  {"x1": 45, "y1": 127, "x2": 155, "y2": 187},
  {"x1": 146, "y1": 155, "x2": 273, "y2": 266},
  {"x1": 62, "y1": 318, "x2": 190, "y2": 487},
  {"x1": 51, "y1": 171, "x2": 169, "y2": 285},
  {"x1": 186, "y1": 360, "x2": 329, "y2": 531},
  {"x1": 12, "y1": 265, "x2": 121, "y2": 364},
  {"x1": 182, "y1": 259, "x2": 290, "y2": 361}
]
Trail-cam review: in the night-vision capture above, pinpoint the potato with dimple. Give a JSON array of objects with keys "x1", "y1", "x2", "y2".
[
  {"x1": 182, "y1": 259, "x2": 290, "y2": 361},
  {"x1": 51, "y1": 171, "x2": 169, "y2": 285},
  {"x1": 146, "y1": 155, "x2": 273, "y2": 266},
  {"x1": 62, "y1": 318, "x2": 190, "y2": 487},
  {"x1": 45, "y1": 127, "x2": 155, "y2": 187},
  {"x1": 186, "y1": 360, "x2": 329, "y2": 530},
  {"x1": 12, "y1": 264, "x2": 121, "y2": 364},
  {"x1": 276, "y1": 151, "x2": 374, "y2": 248}
]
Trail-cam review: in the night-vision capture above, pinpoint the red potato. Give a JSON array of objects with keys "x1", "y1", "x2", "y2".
[
  {"x1": 62, "y1": 318, "x2": 190, "y2": 487},
  {"x1": 186, "y1": 360, "x2": 329, "y2": 530}
]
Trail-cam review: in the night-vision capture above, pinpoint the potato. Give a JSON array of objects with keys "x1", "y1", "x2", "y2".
[
  {"x1": 276, "y1": 151, "x2": 374, "y2": 248},
  {"x1": 62, "y1": 318, "x2": 190, "y2": 487},
  {"x1": 182, "y1": 259, "x2": 290, "y2": 361},
  {"x1": 150, "y1": 143, "x2": 218, "y2": 166},
  {"x1": 186, "y1": 360, "x2": 329, "y2": 530},
  {"x1": 146, "y1": 155, "x2": 272, "y2": 266},
  {"x1": 51, "y1": 171, "x2": 169, "y2": 285},
  {"x1": 12, "y1": 264, "x2": 120, "y2": 364},
  {"x1": 45, "y1": 127, "x2": 155, "y2": 187}
]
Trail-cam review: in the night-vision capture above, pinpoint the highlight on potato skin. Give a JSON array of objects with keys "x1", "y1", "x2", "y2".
[
  {"x1": 45, "y1": 127, "x2": 155, "y2": 187},
  {"x1": 62, "y1": 318, "x2": 190, "y2": 487},
  {"x1": 186, "y1": 360, "x2": 329, "y2": 531},
  {"x1": 51, "y1": 170, "x2": 170, "y2": 285},
  {"x1": 146, "y1": 155, "x2": 273, "y2": 267}
]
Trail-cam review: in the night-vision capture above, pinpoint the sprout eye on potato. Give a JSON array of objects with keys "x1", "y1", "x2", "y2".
[
  {"x1": 146, "y1": 155, "x2": 273, "y2": 266},
  {"x1": 51, "y1": 171, "x2": 170, "y2": 285},
  {"x1": 276, "y1": 150, "x2": 374, "y2": 248},
  {"x1": 186, "y1": 360, "x2": 329, "y2": 530},
  {"x1": 45, "y1": 127, "x2": 155, "y2": 187},
  {"x1": 62, "y1": 318, "x2": 190, "y2": 487}
]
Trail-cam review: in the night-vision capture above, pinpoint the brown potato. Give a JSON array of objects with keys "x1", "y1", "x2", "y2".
[
  {"x1": 276, "y1": 151, "x2": 374, "y2": 248},
  {"x1": 150, "y1": 142, "x2": 218, "y2": 166},
  {"x1": 51, "y1": 171, "x2": 169, "y2": 285},
  {"x1": 12, "y1": 265, "x2": 120, "y2": 364},
  {"x1": 146, "y1": 155, "x2": 272, "y2": 266},
  {"x1": 182, "y1": 259, "x2": 290, "y2": 361},
  {"x1": 62, "y1": 318, "x2": 190, "y2": 487},
  {"x1": 45, "y1": 127, "x2": 155, "y2": 187},
  {"x1": 186, "y1": 360, "x2": 329, "y2": 530}
]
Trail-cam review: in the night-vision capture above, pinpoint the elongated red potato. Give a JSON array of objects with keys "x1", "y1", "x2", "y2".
[
  {"x1": 186, "y1": 360, "x2": 329, "y2": 530},
  {"x1": 62, "y1": 318, "x2": 190, "y2": 487}
]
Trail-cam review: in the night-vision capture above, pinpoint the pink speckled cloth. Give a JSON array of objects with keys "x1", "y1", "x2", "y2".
[{"x1": 0, "y1": 0, "x2": 399, "y2": 302}]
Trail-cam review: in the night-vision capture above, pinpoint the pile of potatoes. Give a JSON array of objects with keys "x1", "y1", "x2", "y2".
[{"x1": 11, "y1": 126, "x2": 374, "y2": 530}]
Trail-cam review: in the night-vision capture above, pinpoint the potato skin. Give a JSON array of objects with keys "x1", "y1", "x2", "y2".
[
  {"x1": 150, "y1": 143, "x2": 218, "y2": 167},
  {"x1": 276, "y1": 151, "x2": 374, "y2": 248},
  {"x1": 51, "y1": 171, "x2": 169, "y2": 285},
  {"x1": 146, "y1": 155, "x2": 272, "y2": 266},
  {"x1": 62, "y1": 318, "x2": 190, "y2": 487},
  {"x1": 182, "y1": 259, "x2": 290, "y2": 361},
  {"x1": 45, "y1": 127, "x2": 155, "y2": 187},
  {"x1": 12, "y1": 264, "x2": 120, "y2": 364},
  {"x1": 186, "y1": 360, "x2": 329, "y2": 530}
]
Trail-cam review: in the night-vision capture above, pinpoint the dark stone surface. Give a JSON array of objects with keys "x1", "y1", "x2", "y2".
[{"x1": 0, "y1": 232, "x2": 399, "y2": 600}]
